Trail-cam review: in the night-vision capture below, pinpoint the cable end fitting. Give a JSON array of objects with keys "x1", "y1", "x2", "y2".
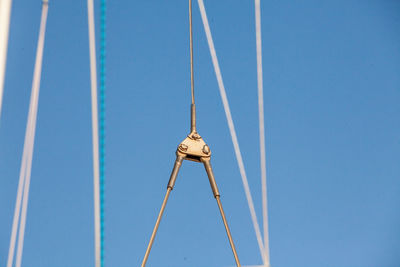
[{"x1": 190, "y1": 103, "x2": 196, "y2": 133}]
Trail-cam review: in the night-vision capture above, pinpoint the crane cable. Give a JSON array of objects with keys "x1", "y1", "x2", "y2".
[
  {"x1": 7, "y1": 1, "x2": 49, "y2": 267},
  {"x1": 197, "y1": 0, "x2": 265, "y2": 262}
]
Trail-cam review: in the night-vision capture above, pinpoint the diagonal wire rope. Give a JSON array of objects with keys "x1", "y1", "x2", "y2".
[
  {"x1": 87, "y1": 0, "x2": 101, "y2": 266},
  {"x1": 15, "y1": 2, "x2": 48, "y2": 266},
  {"x1": 6, "y1": 80, "x2": 33, "y2": 267},
  {"x1": 255, "y1": 0, "x2": 270, "y2": 266},
  {"x1": 7, "y1": 1, "x2": 49, "y2": 267},
  {"x1": 197, "y1": 0, "x2": 265, "y2": 262},
  {"x1": 6, "y1": 109, "x2": 33, "y2": 267}
]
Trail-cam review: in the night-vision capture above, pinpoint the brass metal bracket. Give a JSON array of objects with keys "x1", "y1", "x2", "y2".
[{"x1": 177, "y1": 131, "x2": 211, "y2": 162}]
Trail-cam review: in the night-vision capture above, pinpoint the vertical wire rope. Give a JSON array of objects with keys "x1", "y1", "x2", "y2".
[
  {"x1": 99, "y1": 0, "x2": 106, "y2": 265},
  {"x1": 255, "y1": 1, "x2": 270, "y2": 266},
  {"x1": 189, "y1": 0, "x2": 197, "y2": 133},
  {"x1": 0, "y1": 0, "x2": 13, "y2": 120},
  {"x1": 197, "y1": 0, "x2": 265, "y2": 261},
  {"x1": 189, "y1": 0, "x2": 194, "y2": 105},
  {"x1": 87, "y1": 0, "x2": 101, "y2": 266}
]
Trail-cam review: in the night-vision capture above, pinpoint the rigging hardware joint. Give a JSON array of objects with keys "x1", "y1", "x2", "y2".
[{"x1": 177, "y1": 131, "x2": 211, "y2": 162}]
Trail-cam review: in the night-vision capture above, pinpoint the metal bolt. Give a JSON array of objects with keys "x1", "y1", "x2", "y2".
[
  {"x1": 179, "y1": 144, "x2": 188, "y2": 152},
  {"x1": 192, "y1": 133, "x2": 201, "y2": 140},
  {"x1": 202, "y1": 145, "x2": 210, "y2": 155}
]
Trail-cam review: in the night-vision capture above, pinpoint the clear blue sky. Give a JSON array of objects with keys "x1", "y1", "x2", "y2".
[{"x1": 1, "y1": 0, "x2": 399, "y2": 266}]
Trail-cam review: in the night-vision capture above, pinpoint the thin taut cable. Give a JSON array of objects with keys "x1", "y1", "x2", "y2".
[
  {"x1": 10, "y1": 2, "x2": 48, "y2": 267},
  {"x1": 99, "y1": 0, "x2": 106, "y2": 265},
  {"x1": 255, "y1": 0, "x2": 270, "y2": 266},
  {"x1": 197, "y1": 0, "x2": 265, "y2": 261},
  {"x1": 189, "y1": 0, "x2": 196, "y2": 133},
  {"x1": 189, "y1": 0, "x2": 194, "y2": 105},
  {"x1": 87, "y1": 0, "x2": 101, "y2": 266}
]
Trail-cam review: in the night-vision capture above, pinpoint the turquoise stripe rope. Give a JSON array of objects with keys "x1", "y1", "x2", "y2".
[{"x1": 99, "y1": 0, "x2": 106, "y2": 266}]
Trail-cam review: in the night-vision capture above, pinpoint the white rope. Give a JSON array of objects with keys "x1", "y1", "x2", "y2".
[
  {"x1": 197, "y1": 0, "x2": 265, "y2": 261},
  {"x1": 15, "y1": 3, "x2": 48, "y2": 266},
  {"x1": 255, "y1": 0, "x2": 270, "y2": 266},
  {"x1": 0, "y1": 0, "x2": 13, "y2": 120},
  {"x1": 87, "y1": 0, "x2": 101, "y2": 266},
  {"x1": 7, "y1": 101, "x2": 31, "y2": 267},
  {"x1": 7, "y1": 2, "x2": 48, "y2": 267}
]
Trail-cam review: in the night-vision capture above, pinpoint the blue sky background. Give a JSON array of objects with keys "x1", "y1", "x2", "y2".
[{"x1": 1, "y1": 0, "x2": 400, "y2": 266}]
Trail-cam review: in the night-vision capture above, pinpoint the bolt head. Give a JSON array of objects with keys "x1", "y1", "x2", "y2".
[
  {"x1": 179, "y1": 144, "x2": 188, "y2": 152},
  {"x1": 202, "y1": 145, "x2": 210, "y2": 154}
]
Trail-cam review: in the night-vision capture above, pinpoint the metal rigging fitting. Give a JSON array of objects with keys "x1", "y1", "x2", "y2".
[
  {"x1": 141, "y1": 129, "x2": 241, "y2": 267},
  {"x1": 140, "y1": 0, "x2": 241, "y2": 266}
]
